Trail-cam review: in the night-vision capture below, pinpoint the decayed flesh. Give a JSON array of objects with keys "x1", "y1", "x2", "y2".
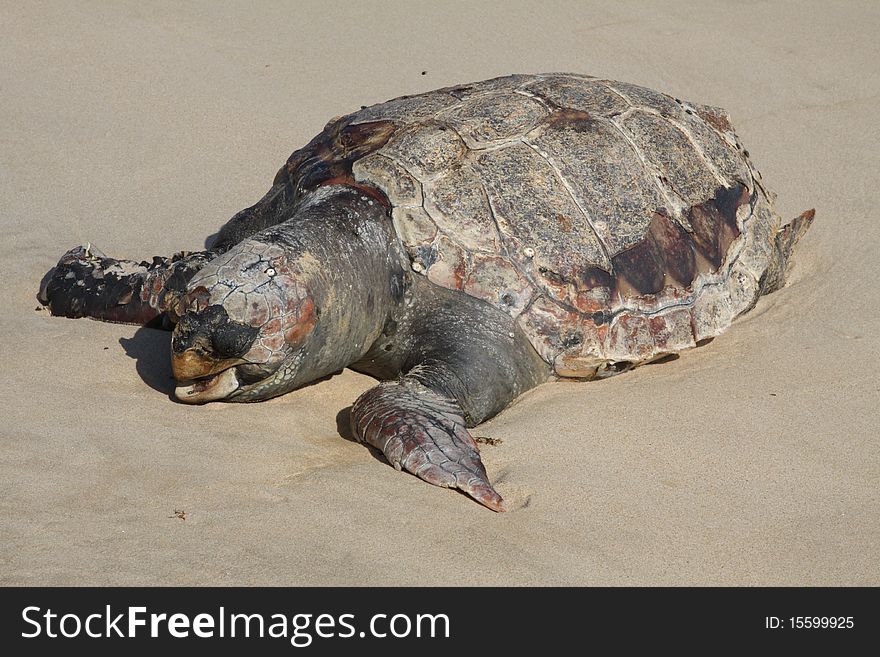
[{"x1": 38, "y1": 245, "x2": 215, "y2": 325}]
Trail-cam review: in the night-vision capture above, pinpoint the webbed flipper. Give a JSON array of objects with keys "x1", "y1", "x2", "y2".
[
  {"x1": 351, "y1": 379, "x2": 506, "y2": 512},
  {"x1": 761, "y1": 209, "x2": 816, "y2": 294}
]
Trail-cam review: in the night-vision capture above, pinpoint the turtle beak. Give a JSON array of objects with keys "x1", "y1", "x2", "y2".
[
  {"x1": 173, "y1": 363, "x2": 241, "y2": 403},
  {"x1": 172, "y1": 349, "x2": 244, "y2": 403},
  {"x1": 171, "y1": 349, "x2": 240, "y2": 381},
  {"x1": 171, "y1": 304, "x2": 254, "y2": 403}
]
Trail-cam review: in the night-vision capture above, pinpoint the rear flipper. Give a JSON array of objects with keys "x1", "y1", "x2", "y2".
[
  {"x1": 761, "y1": 208, "x2": 815, "y2": 294},
  {"x1": 38, "y1": 245, "x2": 215, "y2": 326}
]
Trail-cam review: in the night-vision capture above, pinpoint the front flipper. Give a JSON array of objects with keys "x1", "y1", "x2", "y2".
[
  {"x1": 38, "y1": 245, "x2": 214, "y2": 325},
  {"x1": 351, "y1": 379, "x2": 505, "y2": 512}
]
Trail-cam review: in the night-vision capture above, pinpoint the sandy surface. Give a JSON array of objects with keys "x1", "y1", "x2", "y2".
[{"x1": 1, "y1": 1, "x2": 877, "y2": 585}]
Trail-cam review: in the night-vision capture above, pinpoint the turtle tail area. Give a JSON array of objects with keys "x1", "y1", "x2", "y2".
[
  {"x1": 761, "y1": 208, "x2": 815, "y2": 294},
  {"x1": 37, "y1": 245, "x2": 214, "y2": 327}
]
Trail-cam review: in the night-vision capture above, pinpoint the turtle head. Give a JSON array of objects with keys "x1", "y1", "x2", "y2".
[
  {"x1": 171, "y1": 185, "x2": 402, "y2": 403},
  {"x1": 171, "y1": 239, "x2": 317, "y2": 403}
]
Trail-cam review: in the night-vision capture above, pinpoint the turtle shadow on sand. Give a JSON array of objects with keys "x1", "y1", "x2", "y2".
[
  {"x1": 335, "y1": 406, "x2": 356, "y2": 442},
  {"x1": 335, "y1": 406, "x2": 388, "y2": 466},
  {"x1": 119, "y1": 325, "x2": 349, "y2": 405},
  {"x1": 119, "y1": 326, "x2": 176, "y2": 399}
]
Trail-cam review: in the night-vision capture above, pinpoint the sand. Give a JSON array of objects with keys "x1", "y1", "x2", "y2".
[{"x1": 1, "y1": 1, "x2": 877, "y2": 585}]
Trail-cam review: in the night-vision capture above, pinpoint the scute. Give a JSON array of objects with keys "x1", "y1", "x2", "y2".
[
  {"x1": 425, "y1": 235, "x2": 468, "y2": 291},
  {"x1": 464, "y1": 253, "x2": 533, "y2": 315},
  {"x1": 294, "y1": 74, "x2": 784, "y2": 378},
  {"x1": 522, "y1": 77, "x2": 629, "y2": 116},
  {"x1": 352, "y1": 153, "x2": 422, "y2": 206},
  {"x1": 391, "y1": 206, "x2": 436, "y2": 258},
  {"x1": 441, "y1": 92, "x2": 548, "y2": 148},
  {"x1": 423, "y1": 161, "x2": 499, "y2": 253},
  {"x1": 379, "y1": 121, "x2": 467, "y2": 180},
  {"x1": 351, "y1": 90, "x2": 458, "y2": 125},
  {"x1": 476, "y1": 142, "x2": 609, "y2": 312},
  {"x1": 620, "y1": 110, "x2": 722, "y2": 210},
  {"x1": 441, "y1": 74, "x2": 534, "y2": 100},
  {"x1": 530, "y1": 117, "x2": 668, "y2": 256},
  {"x1": 678, "y1": 107, "x2": 751, "y2": 186}
]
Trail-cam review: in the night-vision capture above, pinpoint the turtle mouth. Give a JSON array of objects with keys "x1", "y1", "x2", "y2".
[{"x1": 174, "y1": 365, "x2": 242, "y2": 403}]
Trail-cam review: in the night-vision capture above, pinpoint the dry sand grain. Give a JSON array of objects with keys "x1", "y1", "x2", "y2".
[{"x1": 1, "y1": 1, "x2": 877, "y2": 585}]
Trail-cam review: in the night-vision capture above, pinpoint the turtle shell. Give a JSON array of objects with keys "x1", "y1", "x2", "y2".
[{"x1": 279, "y1": 73, "x2": 782, "y2": 378}]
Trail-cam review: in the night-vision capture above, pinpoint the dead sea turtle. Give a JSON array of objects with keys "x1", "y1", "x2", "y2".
[{"x1": 38, "y1": 73, "x2": 814, "y2": 511}]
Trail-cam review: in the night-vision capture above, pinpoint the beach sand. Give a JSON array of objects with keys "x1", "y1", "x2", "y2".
[{"x1": 1, "y1": 1, "x2": 877, "y2": 585}]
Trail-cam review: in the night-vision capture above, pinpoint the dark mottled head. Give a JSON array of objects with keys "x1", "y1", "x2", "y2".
[{"x1": 171, "y1": 238, "x2": 316, "y2": 403}]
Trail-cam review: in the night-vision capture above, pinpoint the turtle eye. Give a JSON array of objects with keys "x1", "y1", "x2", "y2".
[{"x1": 265, "y1": 267, "x2": 276, "y2": 277}]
